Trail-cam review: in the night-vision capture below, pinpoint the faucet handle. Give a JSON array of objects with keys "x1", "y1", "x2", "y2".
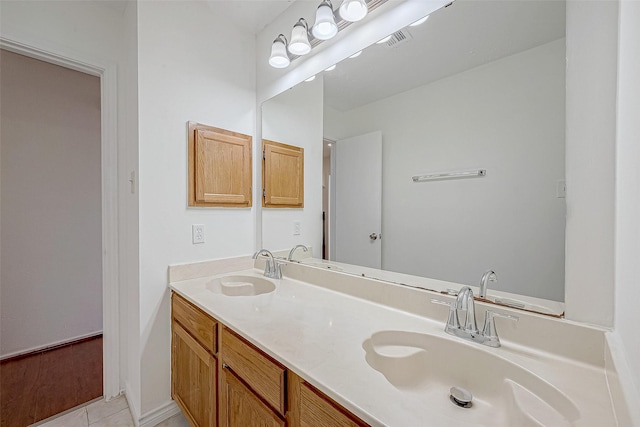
[
  {"x1": 482, "y1": 310, "x2": 518, "y2": 347},
  {"x1": 431, "y1": 299, "x2": 460, "y2": 332}
]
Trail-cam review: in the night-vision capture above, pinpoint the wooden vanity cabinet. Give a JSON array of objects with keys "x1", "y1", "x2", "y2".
[
  {"x1": 288, "y1": 372, "x2": 368, "y2": 427},
  {"x1": 171, "y1": 293, "x2": 369, "y2": 427},
  {"x1": 171, "y1": 294, "x2": 219, "y2": 427}
]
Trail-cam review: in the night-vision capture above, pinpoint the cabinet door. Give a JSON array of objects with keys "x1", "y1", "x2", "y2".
[
  {"x1": 172, "y1": 322, "x2": 217, "y2": 427},
  {"x1": 288, "y1": 372, "x2": 368, "y2": 427},
  {"x1": 188, "y1": 122, "x2": 252, "y2": 207},
  {"x1": 262, "y1": 139, "x2": 304, "y2": 208},
  {"x1": 222, "y1": 368, "x2": 285, "y2": 427}
]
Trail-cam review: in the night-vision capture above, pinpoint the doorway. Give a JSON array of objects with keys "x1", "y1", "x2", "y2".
[
  {"x1": 0, "y1": 50, "x2": 103, "y2": 426},
  {"x1": 327, "y1": 131, "x2": 383, "y2": 269}
]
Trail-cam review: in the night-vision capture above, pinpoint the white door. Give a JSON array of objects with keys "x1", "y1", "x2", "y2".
[{"x1": 332, "y1": 131, "x2": 382, "y2": 268}]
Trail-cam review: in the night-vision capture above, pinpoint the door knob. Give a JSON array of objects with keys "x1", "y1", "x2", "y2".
[{"x1": 369, "y1": 233, "x2": 378, "y2": 241}]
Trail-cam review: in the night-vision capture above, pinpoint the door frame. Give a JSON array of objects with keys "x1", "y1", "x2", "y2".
[{"x1": 1, "y1": 37, "x2": 121, "y2": 399}]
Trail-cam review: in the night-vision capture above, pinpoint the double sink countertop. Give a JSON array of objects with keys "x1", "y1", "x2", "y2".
[{"x1": 168, "y1": 258, "x2": 618, "y2": 426}]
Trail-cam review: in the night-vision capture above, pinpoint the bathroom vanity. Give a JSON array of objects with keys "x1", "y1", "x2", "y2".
[{"x1": 169, "y1": 256, "x2": 626, "y2": 426}]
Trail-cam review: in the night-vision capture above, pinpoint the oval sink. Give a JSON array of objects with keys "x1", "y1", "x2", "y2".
[
  {"x1": 206, "y1": 275, "x2": 275, "y2": 297},
  {"x1": 362, "y1": 330, "x2": 580, "y2": 426}
]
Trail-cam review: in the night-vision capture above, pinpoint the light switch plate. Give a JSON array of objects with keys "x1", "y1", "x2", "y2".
[{"x1": 293, "y1": 221, "x2": 301, "y2": 236}]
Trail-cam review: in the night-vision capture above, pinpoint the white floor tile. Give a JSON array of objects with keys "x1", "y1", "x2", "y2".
[
  {"x1": 86, "y1": 395, "x2": 129, "y2": 424},
  {"x1": 89, "y1": 408, "x2": 134, "y2": 427},
  {"x1": 37, "y1": 408, "x2": 88, "y2": 427},
  {"x1": 154, "y1": 413, "x2": 190, "y2": 427}
]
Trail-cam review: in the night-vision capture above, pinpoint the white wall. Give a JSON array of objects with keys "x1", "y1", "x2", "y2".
[
  {"x1": 0, "y1": 50, "x2": 102, "y2": 357},
  {"x1": 324, "y1": 40, "x2": 566, "y2": 301},
  {"x1": 0, "y1": 0, "x2": 139, "y2": 399},
  {"x1": 614, "y1": 0, "x2": 640, "y2": 400},
  {"x1": 262, "y1": 76, "x2": 324, "y2": 255},
  {"x1": 121, "y1": 0, "x2": 141, "y2": 415},
  {"x1": 564, "y1": 0, "x2": 618, "y2": 326},
  {"x1": 136, "y1": 0, "x2": 257, "y2": 415}
]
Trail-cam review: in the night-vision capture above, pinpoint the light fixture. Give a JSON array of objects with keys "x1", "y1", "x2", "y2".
[
  {"x1": 409, "y1": 15, "x2": 430, "y2": 26},
  {"x1": 349, "y1": 50, "x2": 362, "y2": 59},
  {"x1": 288, "y1": 18, "x2": 311, "y2": 56},
  {"x1": 376, "y1": 35, "x2": 392, "y2": 44},
  {"x1": 312, "y1": 0, "x2": 338, "y2": 40},
  {"x1": 325, "y1": 64, "x2": 337, "y2": 71},
  {"x1": 269, "y1": 34, "x2": 290, "y2": 68},
  {"x1": 339, "y1": 0, "x2": 368, "y2": 22},
  {"x1": 305, "y1": 75, "x2": 317, "y2": 82}
]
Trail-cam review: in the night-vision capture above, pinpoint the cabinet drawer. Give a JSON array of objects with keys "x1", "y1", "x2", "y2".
[
  {"x1": 222, "y1": 327, "x2": 286, "y2": 416},
  {"x1": 172, "y1": 293, "x2": 217, "y2": 355}
]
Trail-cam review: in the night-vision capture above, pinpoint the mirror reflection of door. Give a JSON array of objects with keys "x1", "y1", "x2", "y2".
[{"x1": 328, "y1": 131, "x2": 382, "y2": 269}]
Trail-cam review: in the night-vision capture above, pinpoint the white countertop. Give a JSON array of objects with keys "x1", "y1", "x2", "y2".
[{"x1": 169, "y1": 266, "x2": 616, "y2": 426}]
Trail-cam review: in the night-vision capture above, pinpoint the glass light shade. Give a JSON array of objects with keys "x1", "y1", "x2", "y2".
[
  {"x1": 339, "y1": 0, "x2": 368, "y2": 22},
  {"x1": 312, "y1": 2, "x2": 338, "y2": 40},
  {"x1": 376, "y1": 35, "x2": 392, "y2": 44},
  {"x1": 325, "y1": 64, "x2": 337, "y2": 71},
  {"x1": 288, "y1": 22, "x2": 311, "y2": 56},
  {"x1": 305, "y1": 75, "x2": 317, "y2": 82},
  {"x1": 269, "y1": 37, "x2": 290, "y2": 68},
  {"x1": 349, "y1": 50, "x2": 362, "y2": 58},
  {"x1": 410, "y1": 15, "x2": 430, "y2": 26}
]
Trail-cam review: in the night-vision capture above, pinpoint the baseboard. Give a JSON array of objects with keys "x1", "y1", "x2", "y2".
[
  {"x1": 605, "y1": 332, "x2": 640, "y2": 426},
  {"x1": 0, "y1": 331, "x2": 103, "y2": 361},
  {"x1": 139, "y1": 400, "x2": 181, "y2": 427},
  {"x1": 124, "y1": 381, "x2": 141, "y2": 427}
]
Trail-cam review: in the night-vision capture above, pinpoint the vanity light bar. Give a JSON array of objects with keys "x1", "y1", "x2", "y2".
[
  {"x1": 412, "y1": 169, "x2": 486, "y2": 182},
  {"x1": 279, "y1": 0, "x2": 391, "y2": 64}
]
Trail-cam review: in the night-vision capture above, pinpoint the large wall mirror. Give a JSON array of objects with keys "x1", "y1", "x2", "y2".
[{"x1": 261, "y1": 0, "x2": 566, "y2": 315}]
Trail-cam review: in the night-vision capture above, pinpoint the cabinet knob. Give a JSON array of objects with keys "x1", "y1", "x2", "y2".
[{"x1": 222, "y1": 363, "x2": 230, "y2": 370}]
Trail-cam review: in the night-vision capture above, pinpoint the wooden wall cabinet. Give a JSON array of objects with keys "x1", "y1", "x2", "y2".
[
  {"x1": 171, "y1": 293, "x2": 369, "y2": 427},
  {"x1": 188, "y1": 122, "x2": 252, "y2": 207},
  {"x1": 262, "y1": 139, "x2": 304, "y2": 208}
]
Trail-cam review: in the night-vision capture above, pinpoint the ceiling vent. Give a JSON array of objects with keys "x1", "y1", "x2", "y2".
[{"x1": 382, "y1": 29, "x2": 413, "y2": 48}]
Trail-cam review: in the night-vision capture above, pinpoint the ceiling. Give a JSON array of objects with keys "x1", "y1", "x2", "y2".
[
  {"x1": 97, "y1": 0, "x2": 294, "y2": 34},
  {"x1": 324, "y1": 0, "x2": 566, "y2": 112},
  {"x1": 206, "y1": 0, "x2": 296, "y2": 34}
]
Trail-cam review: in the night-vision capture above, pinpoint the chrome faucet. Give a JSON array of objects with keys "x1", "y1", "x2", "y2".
[
  {"x1": 432, "y1": 286, "x2": 518, "y2": 348},
  {"x1": 287, "y1": 244, "x2": 309, "y2": 261},
  {"x1": 479, "y1": 270, "x2": 497, "y2": 298},
  {"x1": 252, "y1": 249, "x2": 282, "y2": 279}
]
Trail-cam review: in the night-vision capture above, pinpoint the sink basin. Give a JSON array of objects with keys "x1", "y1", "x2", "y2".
[
  {"x1": 362, "y1": 331, "x2": 580, "y2": 426},
  {"x1": 206, "y1": 275, "x2": 275, "y2": 297}
]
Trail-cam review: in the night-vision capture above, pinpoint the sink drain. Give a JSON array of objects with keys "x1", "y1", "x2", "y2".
[{"x1": 450, "y1": 386, "x2": 473, "y2": 408}]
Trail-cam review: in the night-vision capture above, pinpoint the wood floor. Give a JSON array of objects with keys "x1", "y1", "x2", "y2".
[{"x1": 0, "y1": 336, "x2": 103, "y2": 427}]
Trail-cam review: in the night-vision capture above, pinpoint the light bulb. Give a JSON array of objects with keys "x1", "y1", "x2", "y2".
[
  {"x1": 269, "y1": 35, "x2": 290, "y2": 68},
  {"x1": 312, "y1": 0, "x2": 338, "y2": 40},
  {"x1": 288, "y1": 19, "x2": 311, "y2": 56},
  {"x1": 339, "y1": 0, "x2": 368, "y2": 22}
]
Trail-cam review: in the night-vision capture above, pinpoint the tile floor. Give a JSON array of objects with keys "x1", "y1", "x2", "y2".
[{"x1": 30, "y1": 395, "x2": 189, "y2": 427}]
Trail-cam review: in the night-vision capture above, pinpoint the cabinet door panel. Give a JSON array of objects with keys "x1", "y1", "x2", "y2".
[
  {"x1": 172, "y1": 322, "x2": 217, "y2": 427},
  {"x1": 262, "y1": 139, "x2": 304, "y2": 208},
  {"x1": 188, "y1": 122, "x2": 252, "y2": 207},
  {"x1": 224, "y1": 369, "x2": 285, "y2": 427}
]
